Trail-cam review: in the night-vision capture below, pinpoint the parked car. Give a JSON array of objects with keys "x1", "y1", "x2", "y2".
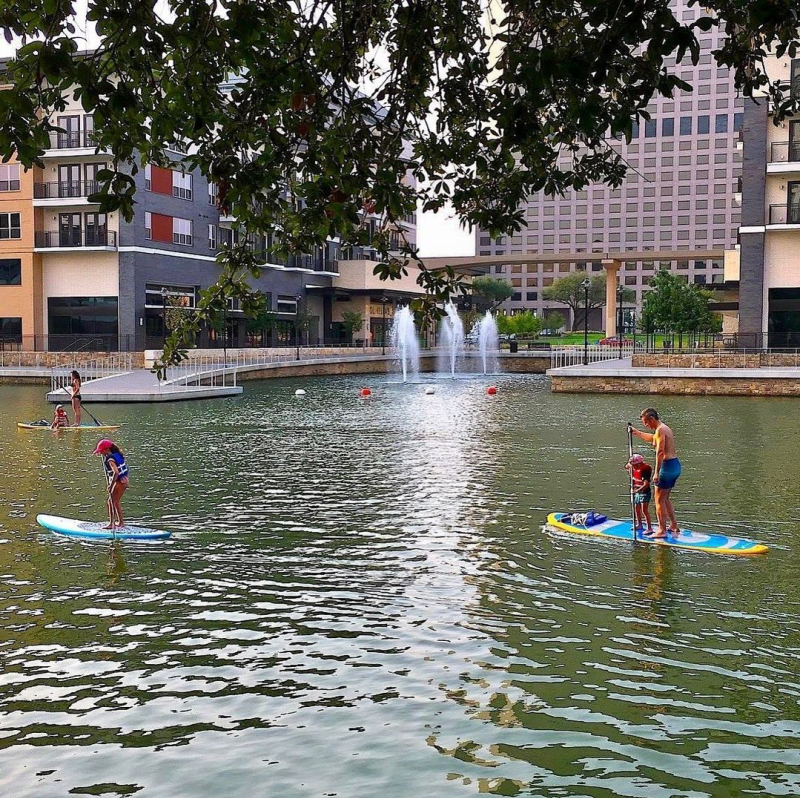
[{"x1": 598, "y1": 336, "x2": 632, "y2": 347}]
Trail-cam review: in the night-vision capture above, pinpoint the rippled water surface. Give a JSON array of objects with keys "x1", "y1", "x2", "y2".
[{"x1": 1, "y1": 375, "x2": 799, "y2": 797}]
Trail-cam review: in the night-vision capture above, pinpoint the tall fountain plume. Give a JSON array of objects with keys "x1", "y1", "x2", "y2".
[
  {"x1": 390, "y1": 306, "x2": 420, "y2": 382},
  {"x1": 473, "y1": 311, "x2": 500, "y2": 375},
  {"x1": 438, "y1": 301, "x2": 465, "y2": 377}
]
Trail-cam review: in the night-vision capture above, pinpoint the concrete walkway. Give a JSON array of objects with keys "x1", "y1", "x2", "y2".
[{"x1": 46, "y1": 369, "x2": 242, "y2": 403}]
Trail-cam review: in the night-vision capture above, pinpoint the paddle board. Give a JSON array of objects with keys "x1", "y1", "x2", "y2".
[
  {"x1": 17, "y1": 422, "x2": 120, "y2": 431},
  {"x1": 37, "y1": 514, "x2": 171, "y2": 541},
  {"x1": 546, "y1": 512, "x2": 768, "y2": 556}
]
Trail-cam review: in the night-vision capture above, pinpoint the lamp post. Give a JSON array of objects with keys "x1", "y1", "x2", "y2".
[
  {"x1": 295, "y1": 293, "x2": 302, "y2": 361},
  {"x1": 160, "y1": 286, "x2": 168, "y2": 350},
  {"x1": 380, "y1": 296, "x2": 389, "y2": 355},
  {"x1": 617, "y1": 284, "x2": 624, "y2": 360},
  {"x1": 582, "y1": 278, "x2": 590, "y2": 365}
]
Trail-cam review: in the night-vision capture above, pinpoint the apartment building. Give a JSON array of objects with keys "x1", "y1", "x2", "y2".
[
  {"x1": 476, "y1": 0, "x2": 742, "y2": 325},
  {"x1": 737, "y1": 53, "x2": 800, "y2": 346},
  {"x1": 0, "y1": 60, "x2": 420, "y2": 350}
]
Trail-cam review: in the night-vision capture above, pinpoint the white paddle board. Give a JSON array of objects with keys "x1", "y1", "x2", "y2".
[{"x1": 37, "y1": 514, "x2": 171, "y2": 541}]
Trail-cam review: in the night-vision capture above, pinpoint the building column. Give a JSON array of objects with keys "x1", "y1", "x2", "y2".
[{"x1": 602, "y1": 259, "x2": 621, "y2": 336}]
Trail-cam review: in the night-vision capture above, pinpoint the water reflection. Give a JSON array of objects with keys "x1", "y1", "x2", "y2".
[{"x1": 0, "y1": 378, "x2": 798, "y2": 797}]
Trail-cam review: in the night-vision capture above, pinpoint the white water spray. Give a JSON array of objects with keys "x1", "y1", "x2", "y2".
[{"x1": 390, "y1": 306, "x2": 420, "y2": 382}]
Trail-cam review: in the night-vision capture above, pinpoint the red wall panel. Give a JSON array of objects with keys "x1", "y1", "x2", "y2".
[
  {"x1": 151, "y1": 213, "x2": 173, "y2": 243},
  {"x1": 151, "y1": 165, "x2": 173, "y2": 196}
]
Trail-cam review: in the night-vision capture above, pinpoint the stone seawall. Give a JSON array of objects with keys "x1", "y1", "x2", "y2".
[
  {"x1": 0, "y1": 352, "x2": 145, "y2": 369},
  {"x1": 633, "y1": 353, "x2": 800, "y2": 369},
  {"x1": 551, "y1": 375, "x2": 800, "y2": 396}
]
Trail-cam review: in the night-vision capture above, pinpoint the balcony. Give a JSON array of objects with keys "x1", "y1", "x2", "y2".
[
  {"x1": 767, "y1": 141, "x2": 800, "y2": 176},
  {"x1": 35, "y1": 230, "x2": 117, "y2": 249},
  {"x1": 33, "y1": 180, "x2": 101, "y2": 204},
  {"x1": 44, "y1": 130, "x2": 105, "y2": 156},
  {"x1": 768, "y1": 204, "x2": 800, "y2": 226}
]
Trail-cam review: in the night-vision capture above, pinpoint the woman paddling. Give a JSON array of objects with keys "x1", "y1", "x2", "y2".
[
  {"x1": 69, "y1": 370, "x2": 82, "y2": 427},
  {"x1": 93, "y1": 439, "x2": 129, "y2": 529}
]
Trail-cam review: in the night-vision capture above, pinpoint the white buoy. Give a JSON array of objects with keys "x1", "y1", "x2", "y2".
[
  {"x1": 295, "y1": 389, "x2": 306, "y2": 397},
  {"x1": 424, "y1": 386, "x2": 435, "y2": 395}
]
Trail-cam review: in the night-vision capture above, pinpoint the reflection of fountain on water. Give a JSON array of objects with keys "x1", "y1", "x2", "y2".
[
  {"x1": 390, "y1": 306, "x2": 420, "y2": 383},
  {"x1": 438, "y1": 301, "x2": 465, "y2": 377},
  {"x1": 472, "y1": 311, "x2": 500, "y2": 375}
]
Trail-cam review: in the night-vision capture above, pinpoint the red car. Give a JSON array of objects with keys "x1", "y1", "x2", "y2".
[{"x1": 598, "y1": 336, "x2": 633, "y2": 347}]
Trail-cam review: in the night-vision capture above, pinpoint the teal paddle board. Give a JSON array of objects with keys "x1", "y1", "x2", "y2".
[
  {"x1": 547, "y1": 512, "x2": 768, "y2": 556},
  {"x1": 37, "y1": 514, "x2": 171, "y2": 541}
]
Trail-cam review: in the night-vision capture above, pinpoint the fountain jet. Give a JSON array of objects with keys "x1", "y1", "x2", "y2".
[
  {"x1": 439, "y1": 302, "x2": 465, "y2": 377},
  {"x1": 390, "y1": 306, "x2": 420, "y2": 382}
]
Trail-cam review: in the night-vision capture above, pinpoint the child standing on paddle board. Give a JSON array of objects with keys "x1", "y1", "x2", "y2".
[
  {"x1": 50, "y1": 404, "x2": 69, "y2": 430},
  {"x1": 626, "y1": 454, "x2": 653, "y2": 534},
  {"x1": 93, "y1": 439, "x2": 129, "y2": 529}
]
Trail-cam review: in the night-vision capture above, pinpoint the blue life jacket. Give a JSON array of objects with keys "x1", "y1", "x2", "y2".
[{"x1": 104, "y1": 451, "x2": 129, "y2": 481}]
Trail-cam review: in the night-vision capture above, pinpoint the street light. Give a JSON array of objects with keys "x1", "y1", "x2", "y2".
[
  {"x1": 295, "y1": 293, "x2": 302, "y2": 361},
  {"x1": 160, "y1": 286, "x2": 168, "y2": 350},
  {"x1": 380, "y1": 296, "x2": 389, "y2": 356},
  {"x1": 617, "y1": 284, "x2": 624, "y2": 360},
  {"x1": 582, "y1": 278, "x2": 590, "y2": 365}
]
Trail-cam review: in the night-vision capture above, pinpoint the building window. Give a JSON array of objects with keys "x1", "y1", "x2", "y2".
[
  {"x1": 511, "y1": 292, "x2": 522, "y2": 301},
  {"x1": 173, "y1": 217, "x2": 193, "y2": 245},
  {"x1": 144, "y1": 211, "x2": 152, "y2": 240},
  {"x1": 792, "y1": 59, "x2": 800, "y2": 100},
  {"x1": 645, "y1": 119, "x2": 657, "y2": 138},
  {"x1": 0, "y1": 164, "x2": 20, "y2": 192},
  {"x1": 208, "y1": 223, "x2": 217, "y2": 250},
  {"x1": 0, "y1": 213, "x2": 21, "y2": 239},
  {"x1": 172, "y1": 171, "x2": 193, "y2": 200},
  {"x1": 662, "y1": 118, "x2": 674, "y2": 136},
  {"x1": 0, "y1": 317, "x2": 22, "y2": 343},
  {"x1": 208, "y1": 181, "x2": 218, "y2": 205},
  {"x1": 526, "y1": 291, "x2": 538, "y2": 301},
  {"x1": 277, "y1": 295, "x2": 298, "y2": 314},
  {"x1": 698, "y1": 115, "x2": 710, "y2": 134},
  {"x1": 0, "y1": 258, "x2": 22, "y2": 285},
  {"x1": 679, "y1": 116, "x2": 692, "y2": 135},
  {"x1": 715, "y1": 114, "x2": 728, "y2": 133},
  {"x1": 733, "y1": 112, "x2": 743, "y2": 132},
  {"x1": 145, "y1": 284, "x2": 196, "y2": 308},
  {"x1": 47, "y1": 297, "x2": 118, "y2": 340},
  {"x1": 144, "y1": 164, "x2": 151, "y2": 191}
]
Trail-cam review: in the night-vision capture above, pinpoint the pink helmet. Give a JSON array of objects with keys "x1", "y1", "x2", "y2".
[
  {"x1": 629, "y1": 454, "x2": 644, "y2": 464},
  {"x1": 92, "y1": 439, "x2": 114, "y2": 455}
]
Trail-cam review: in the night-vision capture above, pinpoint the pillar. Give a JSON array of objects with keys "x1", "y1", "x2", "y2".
[{"x1": 602, "y1": 259, "x2": 621, "y2": 336}]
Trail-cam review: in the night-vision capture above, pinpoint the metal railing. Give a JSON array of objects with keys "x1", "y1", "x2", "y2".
[
  {"x1": 768, "y1": 204, "x2": 800, "y2": 225},
  {"x1": 0, "y1": 335, "x2": 134, "y2": 359},
  {"x1": 47, "y1": 131, "x2": 100, "y2": 149},
  {"x1": 643, "y1": 331, "x2": 800, "y2": 352},
  {"x1": 770, "y1": 141, "x2": 800, "y2": 163},
  {"x1": 35, "y1": 230, "x2": 117, "y2": 248},
  {"x1": 550, "y1": 345, "x2": 632, "y2": 369},
  {"x1": 33, "y1": 181, "x2": 101, "y2": 199},
  {"x1": 49, "y1": 353, "x2": 135, "y2": 393}
]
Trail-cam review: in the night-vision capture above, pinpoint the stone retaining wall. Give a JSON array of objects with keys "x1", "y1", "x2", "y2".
[
  {"x1": 633, "y1": 353, "x2": 800, "y2": 369},
  {"x1": 551, "y1": 375, "x2": 800, "y2": 396},
  {"x1": 0, "y1": 352, "x2": 145, "y2": 369}
]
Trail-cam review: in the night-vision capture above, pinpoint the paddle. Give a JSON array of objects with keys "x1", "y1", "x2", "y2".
[
  {"x1": 627, "y1": 422, "x2": 637, "y2": 542},
  {"x1": 81, "y1": 404, "x2": 104, "y2": 428}
]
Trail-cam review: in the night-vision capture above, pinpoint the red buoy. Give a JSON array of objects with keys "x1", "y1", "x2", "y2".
[
  {"x1": 487, "y1": 386, "x2": 498, "y2": 395},
  {"x1": 360, "y1": 387, "x2": 372, "y2": 397}
]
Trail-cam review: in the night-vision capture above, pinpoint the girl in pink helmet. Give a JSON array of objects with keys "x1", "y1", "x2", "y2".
[{"x1": 93, "y1": 439, "x2": 129, "y2": 529}]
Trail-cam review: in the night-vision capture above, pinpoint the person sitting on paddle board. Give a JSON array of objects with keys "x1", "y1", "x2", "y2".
[
  {"x1": 630, "y1": 408, "x2": 681, "y2": 539},
  {"x1": 50, "y1": 404, "x2": 70, "y2": 430},
  {"x1": 93, "y1": 439, "x2": 129, "y2": 529},
  {"x1": 625, "y1": 454, "x2": 653, "y2": 534}
]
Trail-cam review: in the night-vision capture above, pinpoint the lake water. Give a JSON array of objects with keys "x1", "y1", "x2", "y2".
[{"x1": 0, "y1": 376, "x2": 799, "y2": 797}]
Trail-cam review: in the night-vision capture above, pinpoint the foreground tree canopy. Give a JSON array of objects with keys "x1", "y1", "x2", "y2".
[{"x1": 0, "y1": 0, "x2": 797, "y2": 365}]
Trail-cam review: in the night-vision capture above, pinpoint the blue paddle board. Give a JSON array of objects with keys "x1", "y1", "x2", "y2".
[
  {"x1": 37, "y1": 514, "x2": 171, "y2": 541},
  {"x1": 546, "y1": 512, "x2": 767, "y2": 556}
]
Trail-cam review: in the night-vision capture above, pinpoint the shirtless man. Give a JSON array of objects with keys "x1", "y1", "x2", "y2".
[{"x1": 629, "y1": 408, "x2": 681, "y2": 539}]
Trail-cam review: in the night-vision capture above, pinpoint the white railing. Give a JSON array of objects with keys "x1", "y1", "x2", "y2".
[
  {"x1": 50, "y1": 354, "x2": 135, "y2": 394},
  {"x1": 550, "y1": 345, "x2": 631, "y2": 369},
  {"x1": 160, "y1": 348, "x2": 395, "y2": 389}
]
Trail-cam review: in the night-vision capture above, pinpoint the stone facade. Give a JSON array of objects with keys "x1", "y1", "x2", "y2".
[
  {"x1": 551, "y1": 375, "x2": 800, "y2": 396},
  {"x1": 633, "y1": 353, "x2": 800, "y2": 368}
]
